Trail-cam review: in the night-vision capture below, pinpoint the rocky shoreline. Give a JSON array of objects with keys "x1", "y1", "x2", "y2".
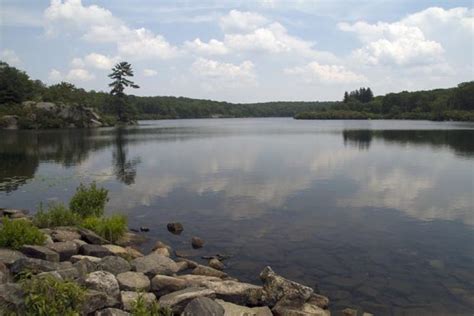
[{"x1": 0, "y1": 209, "x2": 372, "y2": 316}]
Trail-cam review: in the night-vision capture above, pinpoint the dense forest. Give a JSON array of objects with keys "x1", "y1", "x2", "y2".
[
  {"x1": 1, "y1": 61, "x2": 473, "y2": 123},
  {"x1": 0, "y1": 62, "x2": 332, "y2": 120},
  {"x1": 296, "y1": 83, "x2": 474, "y2": 121}
]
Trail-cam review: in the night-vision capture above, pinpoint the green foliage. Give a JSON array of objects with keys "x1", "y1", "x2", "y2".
[
  {"x1": 130, "y1": 293, "x2": 172, "y2": 316},
  {"x1": 0, "y1": 217, "x2": 46, "y2": 250},
  {"x1": 33, "y1": 202, "x2": 81, "y2": 228},
  {"x1": 295, "y1": 110, "x2": 381, "y2": 120},
  {"x1": 343, "y1": 87, "x2": 374, "y2": 103},
  {"x1": 20, "y1": 274, "x2": 85, "y2": 316},
  {"x1": 81, "y1": 215, "x2": 127, "y2": 242},
  {"x1": 69, "y1": 182, "x2": 109, "y2": 218},
  {"x1": 108, "y1": 61, "x2": 139, "y2": 123}
]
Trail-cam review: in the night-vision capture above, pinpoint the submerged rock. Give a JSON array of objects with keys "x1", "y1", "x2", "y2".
[
  {"x1": 167, "y1": 222, "x2": 184, "y2": 234},
  {"x1": 209, "y1": 258, "x2": 225, "y2": 271},
  {"x1": 191, "y1": 237, "x2": 204, "y2": 249}
]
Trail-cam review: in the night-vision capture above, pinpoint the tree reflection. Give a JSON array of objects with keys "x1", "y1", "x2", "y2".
[{"x1": 112, "y1": 128, "x2": 141, "y2": 185}]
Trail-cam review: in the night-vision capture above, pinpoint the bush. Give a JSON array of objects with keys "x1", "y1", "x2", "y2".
[
  {"x1": 81, "y1": 215, "x2": 127, "y2": 242},
  {"x1": 20, "y1": 274, "x2": 85, "y2": 316},
  {"x1": 69, "y1": 182, "x2": 109, "y2": 218},
  {"x1": 33, "y1": 202, "x2": 82, "y2": 228},
  {"x1": 0, "y1": 217, "x2": 46, "y2": 250},
  {"x1": 130, "y1": 293, "x2": 172, "y2": 316}
]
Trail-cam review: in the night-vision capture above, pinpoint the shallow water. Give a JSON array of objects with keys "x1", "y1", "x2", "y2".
[{"x1": 1, "y1": 118, "x2": 473, "y2": 315}]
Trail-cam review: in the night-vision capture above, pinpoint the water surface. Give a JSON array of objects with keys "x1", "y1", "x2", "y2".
[{"x1": 1, "y1": 118, "x2": 473, "y2": 315}]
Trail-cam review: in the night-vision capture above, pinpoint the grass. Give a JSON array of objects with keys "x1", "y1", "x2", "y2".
[
  {"x1": 0, "y1": 217, "x2": 46, "y2": 250},
  {"x1": 20, "y1": 273, "x2": 85, "y2": 316},
  {"x1": 81, "y1": 215, "x2": 128, "y2": 242},
  {"x1": 33, "y1": 202, "x2": 82, "y2": 228},
  {"x1": 69, "y1": 182, "x2": 109, "y2": 218},
  {"x1": 130, "y1": 293, "x2": 172, "y2": 316}
]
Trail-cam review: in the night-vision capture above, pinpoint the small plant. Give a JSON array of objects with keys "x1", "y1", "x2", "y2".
[
  {"x1": 81, "y1": 215, "x2": 127, "y2": 242},
  {"x1": 20, "y1": 274, "x2": 85, "y2": 316},
  {"x1": 131, "y1": 293, "x2": 172, "y2": 316},
  {"x1": 33, "y1": 202, "x2": 81, "y2": 228},
  {"x1": 69, "y1": 182, "x2": 109, "y2": 218},
  {"x1": 0, "y1": 217, "x2": 46, "y2": 250}
]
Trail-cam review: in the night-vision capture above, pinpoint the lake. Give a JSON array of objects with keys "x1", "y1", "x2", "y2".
[{"x1": 1, "y1": 118, "x2": 473, "y2": 315}]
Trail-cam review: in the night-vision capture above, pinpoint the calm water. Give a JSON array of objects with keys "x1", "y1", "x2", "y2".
[{"x1": 1, "y1": 118, "x2": 473, "y2": 315}]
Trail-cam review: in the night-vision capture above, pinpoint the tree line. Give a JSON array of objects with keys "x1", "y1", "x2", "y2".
[{"x1": 1, "y1": 61, "x2": 473, "y2": 122}]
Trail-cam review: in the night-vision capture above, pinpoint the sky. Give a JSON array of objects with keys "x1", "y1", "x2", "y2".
[{"x1": 1, "y1": 0, "x2": 473, "y2": 103}]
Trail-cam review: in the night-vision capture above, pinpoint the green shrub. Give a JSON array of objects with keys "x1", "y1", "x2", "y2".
[
  {"x1": 69, "y1": 182, "x2": 109, "y2": 218},
  {"x1": 20, "y1": 274, "x2": 85, "y2": 316},
  {"x1": 33, "y1": 202, "x2": 82, "y2": 228},
  {"x1": 81, "y1": 215, "x2": 127, "y2": 242},
  {"x1": 0, "y1": 217, "x2": 46, "y2": 250},
  {"x1": 131, "y1": 293, "x2": 172, "y2": 316}
]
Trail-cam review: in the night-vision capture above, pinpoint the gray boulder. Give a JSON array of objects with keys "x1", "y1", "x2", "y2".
[
  {"x1": 47, "y1": 241, "x2": 78, "y2": 261},
  {"x1": 192, "y1": 265, "x2": 227, "y2": 278},
  {"x1": 215, "y1": 299, "x2": 273, "y2": 316},
  {"x1": 82, "y1": 290, "x2": 118, "y2": 315},
  {"x1": 85, "y1": 271, "x2": 120, "y2": 299},
  {"x1": 151, "y1": 275, "x2": 187, "y2": 296},
  {"x1": 0, "y1": 283, "x2": 25, "y2": 312},
  {"x1": 158, "y1": 287, "x2": 216, "y2": 314},
  {"x1": 20, "y1": 245, "x2": 60, "y2": 262},
  {"x1": 10, "y1": 257, "x2": 72, "y2": 275},
  {"x1": 182, "y1": 297, "x2": 224, "y2": 316},
  {"x1": 79, "y1": 228, "x2": 109, "y2": 245},
  {"x1": 131, "y1": 253, "x2": 178, "y2": 277},
  {"x1": 98, "y1": 256, "x2": 131, "y2": 275},
  {"x1": 116, "y1": 271, "x2": 150, "y2": 291},
  {"x1": 95, "y1": 308, "x2": 131, "y2": 316},
  {"x1": 73, "y1": 258, "x2": 99, "y2": 277},
  {"x1": 80, "y1": 244, "x2": 114, "y2": 258},
  {"x1": 0, "y1": 248, "x2": 25, "y2": 267},
  {"x1": 200, "y1": 279, "x2": 264, "y2": 306},
  {"x1": 260, "y1": 266, "x2": 313, "y2": 306},
  {"x1": 209, "y1": 258, "x2": 224, "y2": 271},
  {"x1": 167, "y1": 222, "x2": 183, "y2": 234},
  {"x1": 51, "y1": 229, "x2": 81, "y2": 242}
]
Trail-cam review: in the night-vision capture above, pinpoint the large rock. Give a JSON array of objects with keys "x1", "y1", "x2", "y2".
[
  {"x1": 216, "y1": 299, "x2": 272, "y2": 316},
  {"x1": 51, "y1": 229, "x2": 81, "y2": 242},
  {"x1": 98, "y1": 256, "x2": 131, "y2": 275},
  {"x1": 10, "y1": 257, "x2": 72, "y2": 275},
  {"x1": 124, "y1": 247, "x2": 144, "y2": 259},
  {"x1": 151, "y1": 275, "x2": 187, "y2": 296},
  {"x1": 85, "y1": 271, "x2": 120, "y2": 299},
  {"x1": 56, "y1": 267, "x2": 80, "y2": 280},
  {"x1": 260, "y1": 266, "x2": 313, "y2": 306},
  {"x1": 0, "y1": 283, "x2": 25, "y2": 312},
  {"x1": 82, "y1": 290, "x2": 118, "y2": 315},
  {"x1": 21, "y1": 245, "x2": 60, "y2": 262},
  {"x1": 272, "y1": 300, "x2": 330, "y2": 316},
  {"x1": 200, "y1": 279, "x2": 264, "y2": 306},
  {"x1": 116, "y1": 272, "x2": 150, "y2": 291},
  {"x1": 121, "y1": 291, "x2": 156, "y2": 312},
  {"x1": 209, "y1": 258, "x2": 224, "y2": 271},
  {"x1": 182, "y1": 297, "x2": 225, "y2": 316},
  {"x1": 95, "y1": 308, "x2": 131, "y2": 316},
  {"x1": 79, "y1": 228, "x2": 109, "y2": 245},
  {"x1": 47, "y1": 241, "x2": 78, "y2": 261},
  {"x1": 308, "y1": 293, "x2": 330, "y2": 310},
  {"x1": 102, "y1": 245, "x2": 128, "y2": 259},
  {"x1": 153, "y1": 247, "x2": 171, "y2": 257},
  {"x1": 71, "y1": 255, "x2": 102, "y2": 263},
  {"x1": 158, "y1": 287, "x2": 216, "y2": 314},
  {"x1": 1, "y1": 208, "x2": 28, "y2": 218},
  {"x1": 73, "y1": 258, "x2": 99, "y2": 276},
  {"x1": 131, "y1": 253, "x2": 178, "y2": 277},
  {"x1": 0, "y1": 248, "x2": 25, "y2": 266},
  {"x1": 192, "y1": 265, "x2": 227, "y2": 278},
  {"x1": 80, "y1": 244, "x2": 114, "y2": 258},
  {"x1": 191, "y1": 237, "x2": 204, "y2": 249}
]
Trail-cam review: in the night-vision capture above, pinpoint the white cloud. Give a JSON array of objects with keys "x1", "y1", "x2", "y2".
[
  {"x1": 84, "y1": 53, "x2": 119, "y2": 70},
  {"x1": 65, "y1": 68, "x2": 95, "y2": 81},
  {"x1": 285, "y1": 62, "x2": 366, "y2": 84},
  {"x1": 184, "y1": 38, "x2": 229, "y2": 55},
  {"x1": 338, "y1": 7, "x2": 473, "y2": 67},
  {"x1": 44, "y1": 0, "x2": 179, "y2": 60},
  {"x1": 70, "y1": 57, "x2": 85, "y2": 68},
  {"x1": 219, "y1": 10, "x2": 269, "y2": 33},
  {"x1": 143, "y1": 69, "x2": 158, "y2": 77},
  {"x1": 1, "y1": 49, "x2": 21, "y2": 66},
  {"x1": 48, "y1": 69, "x2": 62, "y2": 82},
  {"x1": 191, "y1": 58, "x2": 256, "y2": 82}
]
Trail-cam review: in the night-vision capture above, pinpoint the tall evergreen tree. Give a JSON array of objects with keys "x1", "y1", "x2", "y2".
[{"x1": 108, "y1": 62, "x2": 139, "y2": 122}]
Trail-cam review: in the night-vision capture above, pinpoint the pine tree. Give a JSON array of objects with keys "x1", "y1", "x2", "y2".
[{"x1": 108, "y1": 62, "x2": 139, "y2": 122}]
